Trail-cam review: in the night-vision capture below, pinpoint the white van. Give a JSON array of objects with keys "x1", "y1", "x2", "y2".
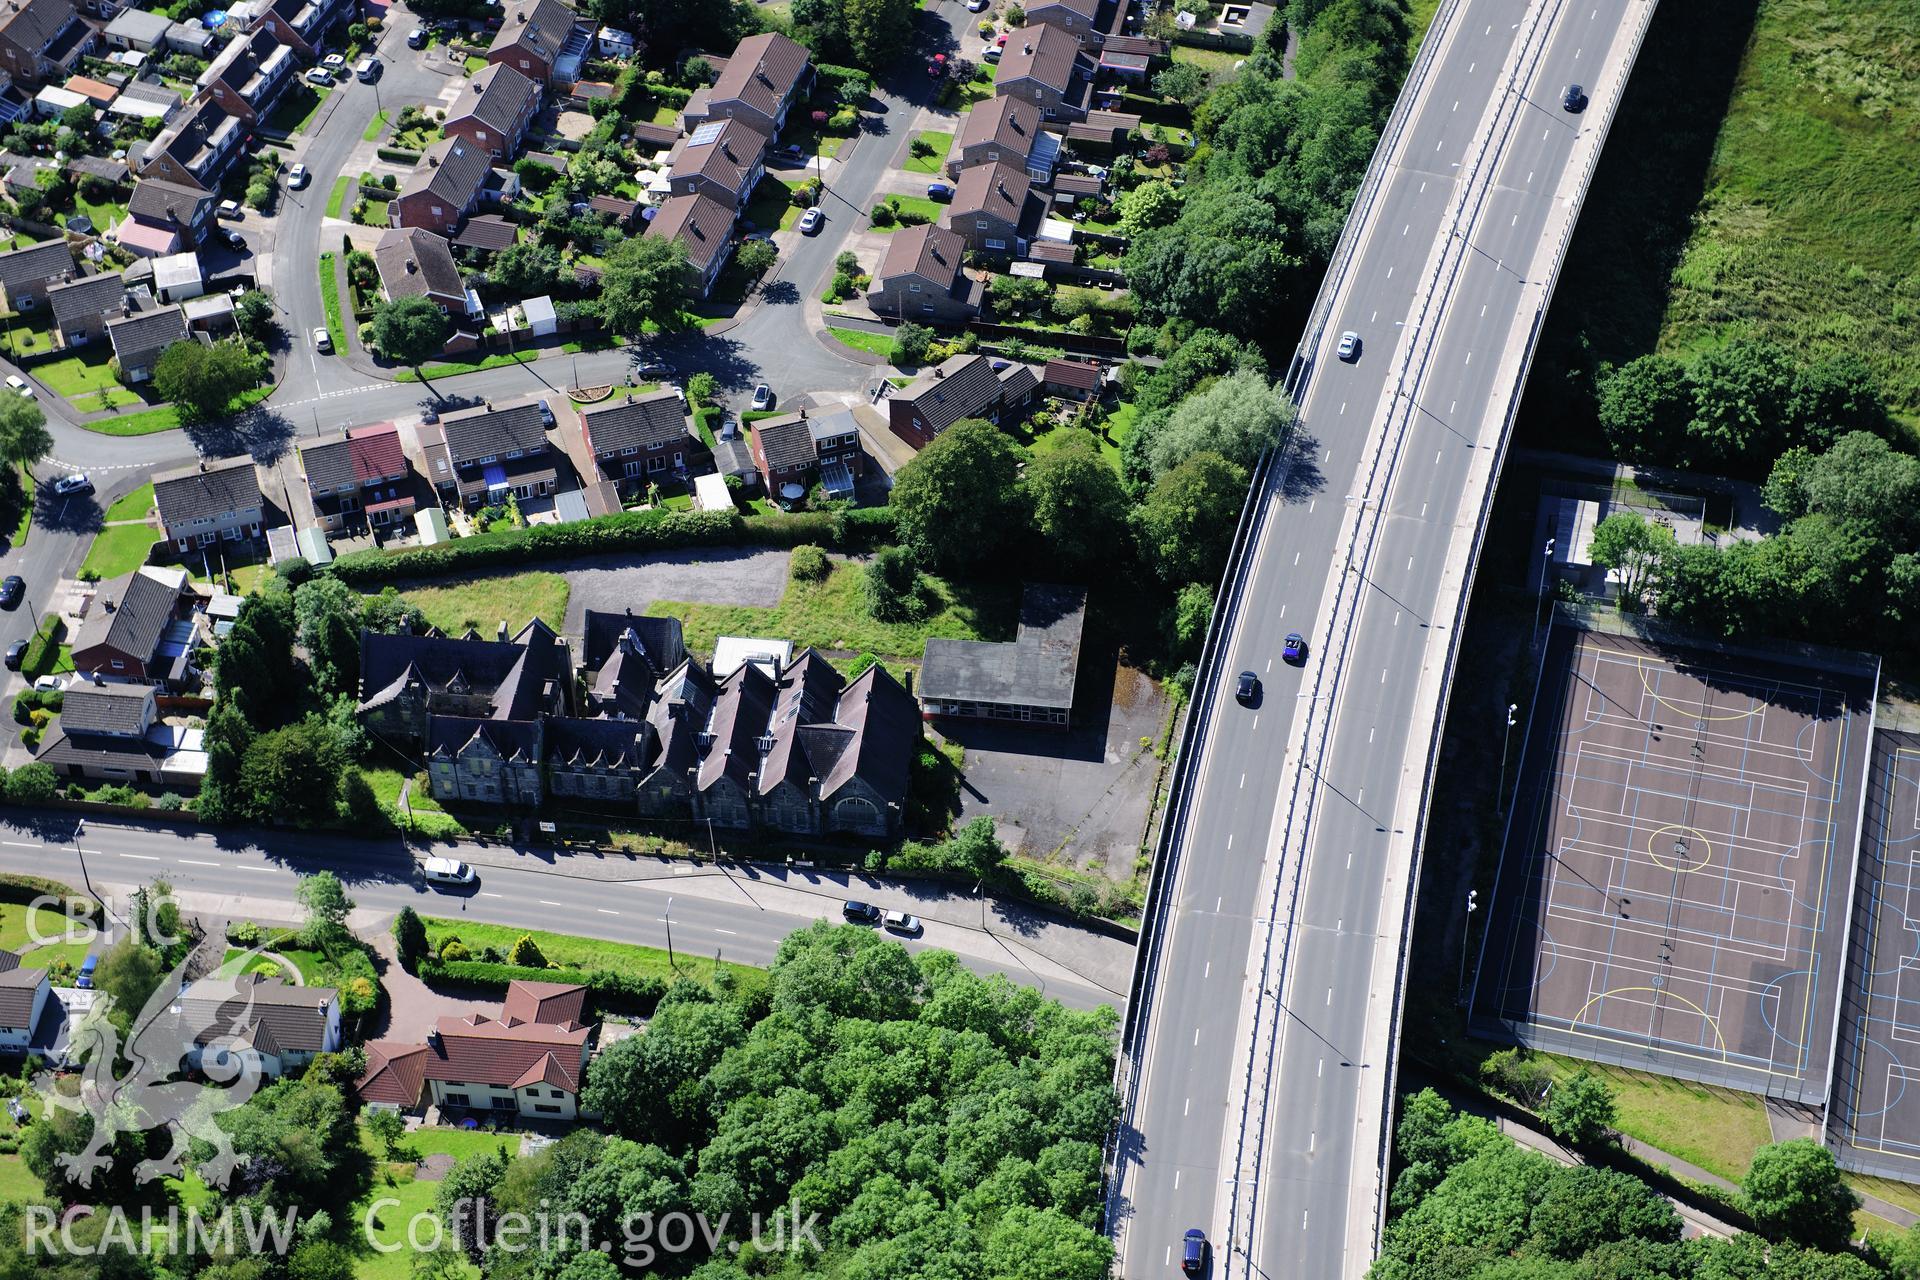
[{"x1": 421, "y1": 857, "x2": 476, "y2": 886}]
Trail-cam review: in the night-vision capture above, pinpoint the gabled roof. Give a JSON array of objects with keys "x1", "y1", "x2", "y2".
[
  {"x1": 1030, "y1": 0, "x2": 1099, "y2": 17},
  {"x1": 894, "y1": 353, "x2": 1006, "y2": 435},
  {"x1": 399, "y1": 137, "x2": 492, "y2": 210},
  {"x1": 447, "y1": 61, "x2": 539, "y2": 137},
  {"x1": 426, "y1": 714, "x2": 543, "y2": 763},
  {"x1": 697, "y1": 661, "x2": 776, "y2": 793},
  {"x1": 452, "y1": 213, "x2": 519, "y2": 252},
  {"x1": 358, "y1": 628, "x2": 553, "y2": 716},
  {"x1": 57, "y1": 682, "x2": 153, "y2": 736},
  {"x1": 144, "y1": 96, "x2": 243, "y2": 180},
  {"x1": 375, "y1": 226, "x2": 466, "y2": 305},
  {"x1": 754, "y1": 649, "x2": 843, "y2": 795},
  {"x1": 752, "y1": 412, "x2": 815, "y2": 473},
  {"x1": 421, "y1": 981, "x2": 594, "y2": 1092},
  {"x1": 950, "y1": 161, "x2": 1030, "y2": 225},
  {"x1": 441, "y1": 398, "x2": 548, "y2": 467},
  {"x1": 106, "y1": 303, "x2": 186, "y2": 371},
  {"x1": 670, "y1": 115, "x2": 769, "y2": 195},
  {"x1": 73, "y1": 567, "x2": 182, "y2": 667},
  {"x1": 0, "y1": 237, "x2": 74, "y2": 294},
  {"x1": 645, "y1": 192, "x2": 735, "y2": 271},
  {"x1": 547, "y1": 716, "x2": 649, "y2": 770},
  {"x1": 0, "y1": 0, "x2": 82, "y2": 58},
  {"x1": 151, "y1": 454, "x2": 261, "y2": 530},
  {"x1": 581, "y1": 389, "x2": 688, "y2": 456},
  {"x1": 302, "y1": 422, "x2": 407, "y2": 491},
  {"x1": 956, "y1": 94, "x2": 1041, "y2": 156},
  {"x1": 0, "y1": 959, "x2": 43, "y2": 1032},
  {"x1": 996, "y1": 22, "x2": 1082, "y2": 92},
  {"x1": 47, "y1": 270, "x2": 127, "y2": 331},
  {"x1": 809, "y1": 661, "x2": 917, "y2": 804},
  {"x1": 183, "y1": 974, "x2": 336, "y2": 1057},
  {"x1": 707, "y1": 31, "x2": 809, "y2": 120},
  {"x1": 488, "y1": 0, "x2": 578, "y2": 66},
  {"x1": 875, "y1": 222, "x2": 965, "y2": 287},
  {"x1": 127, "y1": 178, "x2": 212, "y2": 227},
  {"x1": 1045, "y1": 357, "x2": 1102, "y2": 391},
  {"x1": 356, "y1": 1039, "x2": 430, "y2": 1108},
  {"x1": 200, "y1": 28, "x2": 289, "y2": 100}
]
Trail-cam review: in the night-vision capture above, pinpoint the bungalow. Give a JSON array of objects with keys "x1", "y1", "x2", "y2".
[
  {"x1": 689, "y1": 31, "x2": 811, "y2": 137},
  {"x1": 374, "y1": 226, "x2": 471, "y2": 316},
  {"x1": 645, "y1": 192, "x2": 735, "y2": 299},
  {"x1": 944, "y1": 161, "x2": 1036, "y2": 254},
  {"x1": 105, "y1": 303, "x2": 186, "y2": 383},
  {"x1": 486, "y1": 0, "x2": 587, "y2": 87},
  {"x1": 440, "y1": 397, "x2": 559, "y2": 508},
  {"x1": 32, "y1": 680, "x2": 203, "y2": 783},
  {"x1": 388, "y1": 137, "x2": 493, "y2": 234},
  {"x1": 865, "y1": 223, "x2": 981, "y2": 324},
  {"x1": 0, "y1": 952, "x2": 49, "y2": 1052},
  {"x1": 183, "y1": 975, "x2": 342, "y2": 1080},
  {"x1": 47, "y1": 270, "x2": 130, "y2": 346},
  {"x1": 300, "y1": 422, "x2": 416, "y2": 534},
  {"x1": 443, "y1": 62, "x2": 541, "y2": 160},
  {"x1": 0, "y1": 236, "x2": 74, "y2": 311},
  {"x1": 138, "y1": 96, "x2": 246, "y2": 193},
  {"x1": 71, "y1": 566, "x2": 196, "y2": 682},
  {"x1": 152, "y1": 454, "x2": 264, "y2": 551},
  {"x1": 194, "y1": 28, "x2": 294, "y2": 126},
  {"x1": 946, "y1": 96, "x2": 1057, "y2": 182},
  {"x1": 888, "y1": 352, "x2": 1033, "y2": 449},
  {"x1": 994, "y1": 23, "x2": 1092, "y2": 123},
  {"x1": 0, "y1": 0, "x2": 96, "y2": 88},
  {"x1": 258, "y1": 0, "x2": 351, "y2": 59},
  {"x1": 666, "y1": 116, "x2": 768, "y2": 211},
  {"x1": 579, "y1": 389, "x2": 700, "y2": 494}
]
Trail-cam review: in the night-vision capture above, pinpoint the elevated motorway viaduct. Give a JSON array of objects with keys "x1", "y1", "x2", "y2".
[{"x1": 1108, "y1": 0, "x2": 1660, "y2": 1276}]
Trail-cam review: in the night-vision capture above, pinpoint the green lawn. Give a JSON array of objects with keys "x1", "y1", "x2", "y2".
[
  {"x1": 105, "y1": 481, "x2": 154, "y2": 522},
  {"x1": 1170, "y1": 43, "x2": 1245, "y2": 80},
  {"x1": 905, "y1": 130, "x2": 952, "y2": 174},
  {"x1": 73, "y1": 190, "x2": 129, "y2": 233},
  {"x1": 80, "y1": 522, "x2": 157, "y2": 579},
  {"x1": 396, "y1": 571, "x2": 570, "y2": 636},
  {"x1": 0, "y1": 902, "x2": 74, "y2": 953},
  {"x1": 827, "y1": 326, "x2": 894, "y2": 358},
  {"x1": 0, "y1": 1153, "x2": 46, "y2": 1206},
  {"x1": 36, "y1": 354, "x2": 142, "y2": 407},
  {"x1": 219, "y1": 948, "x2": 293, "y2": 982},
  {"x1": 83, "y1": 386, "x2": 272, "y2": 436},
  {"x1": 464, "y1": 54, "x2": 487, "y2": 74},
  {"x1": 1537, "y1": 1052, "x2": 1771, "y2": 1182},
  {"x1": 361, "y1": 108, "x2": 390, "y2": 142},
  {"x1": 318, "y1": 253, "x2": 348, "y2": 357},
  {"x1": 0, "y1": 321, "x2": 56, "y2": 359},
  {"x1": 655, "y1": 560, "x2": 1018, "y2": 662},
  {"x1": 421, "y1": 917, "x2": 762, "y2": 988},
  {"x1": 264, "y1": 82, "x2": 328, "y2": 135},
  {"x1": 392, "y1": 350, "x2": 537, "y2": 382},
  {"x1": 743, "y1": 176, "x2": 800, "y2": 233},
  {"x1": 324, "y1": 175, "x2": 351, "y2": 219},
  {"x1": 20, "y1": 939, "x2": 92, "y2": 970}
]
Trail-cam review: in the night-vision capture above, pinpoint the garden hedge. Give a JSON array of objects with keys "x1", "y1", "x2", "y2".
[
  {"x1": 418, "y1": 956, "x2": 669, "y2": 1014},
  {"x1": 0, "y1": 872, "x2": 102, "y2": 924}
]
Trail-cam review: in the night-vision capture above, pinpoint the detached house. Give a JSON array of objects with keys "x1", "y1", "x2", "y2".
[
  {"x1": 439, "y1": 397, "x2": 560, "y2": 508},
  {"x1": 358, "y1": 980, "x2": 596, "y2": 1119},
  {"x1": 121, "y1": 178, "x2": 215, "y2": 254},
  {"x1": 0, "y1": 0, "x2": 95, "y2": 87},
  {"x1": 374, "y1": 226, "x2": 471, "y2": 317},
  {"x1": 667, "y1": 116, "x2": 768, "y2": 211},
  {"x1": 486, "y1": 0, "x2": 587, "y2": 87},
  {"x1": 152, "y1": 454, "x2": 264, "y2": 551},
  {"x1": 47, "y1": 270, "x2": 130, "y2": 346},
  {"x1": 71, "y1": 565, "x2": 196, "y2": 683},
  {"x1": 106, "y1": 304, "x2": 185, "y2": 383},
  {"x1": 183, "y1": 975, "x2": 342, "y2": 1080},
  {"x1": 300, "y1": 422, "x2": 416, "y2": 535},
  {"x1": 947, "y1": 96, "x2": 1057, "y2": 182},
  {"x1": 888, "y1": 353, "x2": 1035, "y2": 449},
  {"x1": 389, "y1": 137, "x2": 492, "y2": 234},
  {"x1": 0, "y1": 237, "x2": 74, "y2": 311},
  {"x1": 1025, "y1": 0, "x2": 1101, "y2": 45},
  {"x1": 196, "y1": 28, "x2": 293, "y2": 125},
  {"x1": 259, "y1": 0, "x2": 350, "y2": 59},
  {"x1": 580, "y1": 390, "x2": 700, "y2": 494},
  {"x1": 139, "y1": 96, "x2": 247, "y2": 193},
  {"x1": 945, "y1": 161, "x2": 1036, "y2": 254},
  {"x1": 995, "y1": 23, "x2": 1092, "y2": 122},
  {"x1": 0, "y1": 951, "x2": 49, "y2": 1052},
  {"x1": 32, "y1": 680, "x2": 204, "y2": 784},
  {"x1": 443, "y1": 62, "x2": 540, "y2": 160},
  {"x1": 866, "y1": 223, "x2": 981, "y2": 324},
  {"x1": 645, "y1": 193, "x2": 735, "y2": 299},
  {"x1": 687, "y1": 31, "x2": 811, "y2": 137}
]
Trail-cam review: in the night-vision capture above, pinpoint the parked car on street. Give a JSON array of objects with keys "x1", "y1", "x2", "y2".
[
  {"x1": 1, "y1": 576, "x2": 24, "y2": 610},
  {"x1": 3, "y1": 640, "x2": 25, "y2": 671},
  {"x1": 305, "y1": 67, "x2": 333, "y2": 86},
  {"x1": 842, "y1": 901, "x2": 883, "y2": 924},
  {"x1": 883, "y1": 910, "x2": 923, "y2": 936},
  {"x1": 321, "y1": 52, "x2": 346, "y2": 72},
  {"x1": 798, "y1": 208, "x2": 824, "y2": 234},
  {"x1": 51, "y1": 473, "x2": 92, "y2": 497},
  {"x1": 422, "y1": 857, "x2": 477, "y2": 886},
  {"x1": 311, "y1": 327, "x2": 332, "y2": 352},
  {"x1": 288, "y1": 163, "x2": 310, "y2": 188},
  {"x1": 4, "y1": 375, "x2": 32, "y2": 398},
  {"x1": 751, "y1": 383, "x2": 773, "y2": 410},
  {"x1": 407, "y1": 26, "x2": 426, "y2": 47},
  {"x1": 216, "y1": 199, "x2": 243, "y2": 220}
]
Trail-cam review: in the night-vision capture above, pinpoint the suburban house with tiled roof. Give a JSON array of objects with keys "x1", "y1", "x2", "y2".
[
  {"x1": 444, "y1": 62, "x2": 541, "y2": 160},
  {"x1": 374, "y1": 226, "x2": 471, "y2": 317},
  {"x1": 195, "y1": 27, "x2": 293, "y2": 125},
  {"x1": 645, "y1": 192, "x2": 736, "y2": 299},
  {"x1": 72, "y1": 566, "x2": 196, "y2": 682},
  {"x1": 994, "y1": 22, "x2": 1092, "y2": 122},
  {"x1": 106, "y1": 304, "x2": 186, "y2": 383},
  {"x1": 356, "y1": 1040, "x2": 431, "y2": 1111},
  {"x1": 152, "y1": 454, "x2": 263, "y2": 551},
  {"x1": 667, "y1": 116, "x2": 768, "y2": 211},
  {"x1": 300, "y1": 422, "x2": 416, "y2": 535},
  {"x1": 486, "y1": 0, "x2": 587, "y2": 86},
  {"x1": 945, "y1": 162, "x2": 1038, "y2": 254},
  {"x1": 32, "y1": 680, "x2": 205, "y2": 784},
  {"x1": 1044, "y1": 357, "x2": 1104, "y2": 400},
  {"x1": 687, "y1": 31, "x2": 811, "y2": 137},
  {"x1": 182, "y1": 975, "x2": 342, "y2": 1080},
  {"x1": 259, "y1": 0, "x2": 350, "y2": 59},
  {"x1": 865, "y1": 223, "x2": 981, "y2": 324},
  {"x1": 579, "y1": 389, "x2": 700, "y2": 494},
  {"x1": 1025, "y1": 0, "x2": 1101, "y2": 44},
  {"x1": 803, "y1": 408, "x2": 866, "y2": 501},
  {"x1": 888, "y1": 353, "x2": 1035, "y2": 448},
  {"x1": 122, "y1": 178, "x2": 216, "y2": 254},
  {"x1": 414, "y1": 980, "x2": 595, "y2": 1118},
  {"x1": 439, "y1": 397, "x2": 560, "y2": 508},
  {"x1": 0, "y1": 951, "x2": 49, "y2": 1052},
  {"x1": 138, "y1": 96, "x2": 247, "y2": 193},
  {"x1": 0, "y1": 236, "x2": 74, "y2": 311},
  {"x1": 47, "y1": 270, "x2": 131, "y2": 346},
  {"x1": 748, "y1": 411, "x2": 819, "y2": 496},
  {"x1": 0, "y1": 0, "x2": 95, "y2": 87},
  {"x1": 389, "y1": 137, "x2": 493, "y2": 234},
  {"x1": 946, "y1": 96, "x2": 1057, "y2": 181}
]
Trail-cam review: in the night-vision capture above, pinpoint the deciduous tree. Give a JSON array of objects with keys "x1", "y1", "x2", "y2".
[
  {"x1": 1744, "y1": 1138, "x2": 1859, "y2": 1251},
  {"x1": 152, "y1": 339, "x2": 259, "y2": 421},
  {"x1": 1023, "y1": 430, "x2": 1127, "y2": 568},
  {"x1": 370, "y1": 295, "x2": 453, "y2": 367},
  {"x1": 888, "y1": 418, "x2": 1026, "y2": 571},
  {"x1": 598, "y1": 235, "x2": 694, "y2": 336},
  {"x1": 1133, "y1": 451, "x2": 1248, "y2": 584}
]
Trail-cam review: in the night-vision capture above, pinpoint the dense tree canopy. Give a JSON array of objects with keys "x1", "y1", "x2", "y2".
[
  {"x1": 370, "y1": 295, "x2": 453, "y2": 367},
  {"x1": 599, "y1": 235, "x2": 695, "y2": 335},
  {"x1": 888, "y1": 419, "x2": 1027, "y2": 571},
  {"x1": 153, "y1": 339, "x2": 260, "y2": 420}
]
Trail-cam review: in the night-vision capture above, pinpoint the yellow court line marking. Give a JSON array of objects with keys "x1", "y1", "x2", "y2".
[
  {"x1": 1632, "y1": 655, "x2": 1765, "y2": 722},
  {"x1": 1572, "y1": 985, "x2": 1728, "y2": 1059},
  {"x1": 1646, "y1": 824, "x2": 1713, "y2": 873}
]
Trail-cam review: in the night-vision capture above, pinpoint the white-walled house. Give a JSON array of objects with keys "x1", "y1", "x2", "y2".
[
  {"x1": 0, "y1": 951, "x2": 50, "y2": 1052},
  {"x1": 181, "y1": 975, "x2": 342, "y2": 1079},
  {"x1": 356, "y1": 979, "x2": 595, "y2": 1118}
]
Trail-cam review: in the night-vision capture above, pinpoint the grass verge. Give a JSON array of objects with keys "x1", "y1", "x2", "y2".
[
  {"x1": 80, "y1": 523, "x2": 157, "y2": 578},
  {"x1": 826, "y1": 326, "x2": 894, "y2": 358},
  {"x1": 361, "y1": 108, "x2": 389, "y2": 143},
  {"x1": 420, "y1": 916, "x2": 763, "y2": 988},
  {"x1": 392, "y1": 350, "x2": 537, "y2": 382},
  {"x1": 324, "y1": 175, "x2": 351, "y2": 219},
  {"x1": 82, "y1": 386, "x2": 272, "y2": 436},
  {"x1": 8, "y1": 466, "x2": 30, "y2": 544},
  {"x1": 318, "y1": 252, "x2": 349, "y2": 357},
  {"x1": 904, "y1": 131, "x2": 952, "y2": 174},
  {"x1": 104, "y1": 481, "x2": 153, "y2": 522},
  {"x1": 36, "y1": 354, "x2": 141, "y2": 407},
  {"x1": 396, "y1": 570, "x2": 570, "y2": 635}
]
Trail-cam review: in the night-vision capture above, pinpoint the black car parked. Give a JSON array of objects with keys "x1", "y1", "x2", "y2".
[
  {"x1": 842, "y1": 901, "x2": 883, "y2": 925},
  {"x1": 0, "y1": 575, "x2": 23, "y2": 610}
]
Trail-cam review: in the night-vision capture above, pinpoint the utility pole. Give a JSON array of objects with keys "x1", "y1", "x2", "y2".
[{"x1": 1533, "y1": 537, "x2": 1555, "y2": 651}]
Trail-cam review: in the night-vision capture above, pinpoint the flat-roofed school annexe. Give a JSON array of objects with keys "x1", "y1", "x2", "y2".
[{"x1": 1471, "y1": 619, "x2": 1877, "y2": 1105}]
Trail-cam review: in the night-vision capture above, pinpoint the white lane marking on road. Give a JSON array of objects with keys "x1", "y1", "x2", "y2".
[
  {"x1": 1436, "y1": 137, "x2": 1443, "y2": 151},
  {"x1": 1166, "y1": 1248, "x2": 1171, "y2": 1268},
  {"x1": 1279, "y1": 605, "x2": 1287, "y2": 618},
  {"x1": 1465, "y1": 350, "x2": 1473, "y2": 365},
  {"x1": 1544, "y1": 128, "x2": 1551, "y2": 139},
  {"x1": 1407, "y1": 556, "x2": 1414, "y2": 571},
  {"x1": 1527, "y1": 170, "x2": 1534, "y2": 183},
  {"x1": 236, "y1": 866, "x2": 269, "y2": 874},
  {"x1": 1293, "y1": 552, "x2": 1300, "y2": 565},
  {"x1": 1481, "y1": 304, "x2": 1487, "y2": 317},
  {"x1": 1576, "y1": 47, "x2": 1582, "y2": 57},
  {"x1": 1368, "y1": 727, "x2": 1375, "y2": 743},
  {"x1": 119, "y1": 853, "x2": 158, "y2": 860},
  {"x1": 1325, "y1": 988, "x2": 1332, "y2": 1005},
  {"x1": 714, "y1": 928, "x2": 737, "y2": 935},
  {"x1": 178, "y1": 859, "x2": 218, "y2": 867},
  {"x1": 597, "y1": 908, "x2": 620, "y2": 915},
  {"x1": 1253, "y1": 714, "x2": 1259, "y2": 730},
  {"x1": 1239, "y1": 773, "x2": 1245, "y2": 789},
  {"x1": 1451, "y1": 100, "x2": 1457, "y2": 111},
  {"x1": 1394, "y1": 610, "x2": 1402, "y2": 626},
  {"x1": 1419, "y1": 180, "x2": 1425, "y2": 192},
  {"x1": 1174, "y1": 1170, "x2": 1182, "y2": 1189},
  {"x1": 1216, "y1": 897, "x2": 1222, "y2": 912},
  {"x1": 1449, "y1": 400, "x2": 1455, "y2": 414},
  {"x1": 1402, "y1": 222, "x2": 1410, "y2": 234},
  {"x1": 1339, "y1": 401, "x2": 1346, "y2": 414},
  {"x1": 1469, "y1": 61, "x2": 1476, "y2": 72},
  {"x1": 1309, "y1": 1132, "x2": 1316, "y2": 1153},
  {"x1": 1369, "y1": 310, "x2": 1376, "y2": 322},
  {"x1": 1386, "y1": 265, "x2": 1394, "y2": 280},
  {"x1": 1435, "y1": 449, "x2": 1443, "y2": 464},
  {"x1": 481, "y1": 892, "x2": 503, "y2": 898},
  {"x1": 1303, "y1": 1211, "x2": 1310, "y2": 1230},
  {"x1": 3, "y1": 840, "x2": 36, "y2": 848},
  {"x1": 1193, "y1": 1027, "x2": 1200, "y2": 1046},
  {"x1": 540, "y1": 900, "x2": 562, "y2": 906},
  {"x1": 1336, "y1": 920, "x2": 1342, "y2": 932},
  {"x1": 1420, "y1": 503, "x2": 1428, "y2": 517},
  {"x1": 1184, "y1": 1098, "x2": 1191, "y2": 1117},
  {"x1": 1324, "y1": 449, "x2": 1330, "y2": 461},
  {"x1": 1308, "y1": 499, "x2": 1315, "y2": 513},
  {"x1": 1346, "y1": 853, "x2": 1353, "y2": 868},
  {"x1": 1319, "y1": 1057, "x2": 1325, "y2": 1077},
  {"x1": 1225, "y1": 835, "x2": 1232, "y2": 850},
  {"x1": 1512, "y1": 213, "x2": 1518, "y2": 226},
  {"x1": 1265, "y1": 659, "x2": 1272, "y2": 672},
  {"x1": 1380, "y1": 668, "x2": 1387, "y2": 684}
]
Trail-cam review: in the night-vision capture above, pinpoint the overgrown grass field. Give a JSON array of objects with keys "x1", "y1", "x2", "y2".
[
  {"x1": 394, "y1": 570, "x2": 570, "y2": 635},
  {"x1": 419, "y1": 917, "x2": 763, "y2": 989}
]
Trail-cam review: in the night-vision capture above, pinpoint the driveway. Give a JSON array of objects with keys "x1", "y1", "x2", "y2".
[
  {"x1": 561, "y1": 547, "x2": 793, "y2": 636},
  {"x1": 365, "y1": 931, "x2": 499, "y2": 1040}
]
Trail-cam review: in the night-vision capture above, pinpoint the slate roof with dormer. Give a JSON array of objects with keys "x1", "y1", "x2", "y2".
[
  {"x1": 151, "y1": 453, "x2": 261, "y2": 531},
  {"x1": 547, "y1": 716, "x2": 649, "y2": 769},
  {"x1": 580, "y1": 389, "x2": 688, "y2": 457}
]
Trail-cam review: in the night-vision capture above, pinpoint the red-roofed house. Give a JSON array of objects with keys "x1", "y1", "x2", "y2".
[
  {"x1": 356, "y1": 1040, "x2": 431, "y2": 1111},
  {"x1": 361, "y1": 979, "x2": 597, "y2": 1119},
  {"x1": 298, "y1": 422, "x2": 416, "y2": 534}
]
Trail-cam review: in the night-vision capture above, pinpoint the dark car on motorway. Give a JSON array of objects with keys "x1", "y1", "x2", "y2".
[
  {"x1": 1236, "y1": 670, "x2": 1259, "y2": 704},
  {"x1": 1562, "y1": 83, "x2": 1585, "y2": 111},
  {"x1": 0, "y1": 575, "x2": 22, "y2": 610},
  {"x1": 842, "y1": 901, "x2": 883, "y2": 925},
  {"x1": 4, "y1": 639, "x2": 25, "y2": 670},
  {"x1": 1182, "y1": 1229, "x2": 1209, "y2": 1275}
]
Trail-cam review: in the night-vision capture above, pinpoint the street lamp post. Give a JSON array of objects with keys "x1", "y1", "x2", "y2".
[
  {"x1": 663, "y1": 895, "x2": 676, "y2": 970},
  {"x1": 1498, "y1": 702, "x2": 1518, "y2": 813},
  {"x1": 1457, "y1": 888, "x2": 1478, "y2": 1003},
  {"x1": 1533, "y1": 537, "x2": 1556, "y2": 651}
]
